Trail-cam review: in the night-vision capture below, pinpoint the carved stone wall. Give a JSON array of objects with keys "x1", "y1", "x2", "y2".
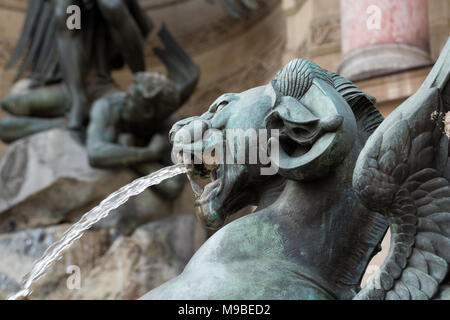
[
  {"x1": 1, "y1": 0, "x2": 446, "y2": 114},
  {"x1": 429, "y1": 0, "x2": 450, "y2": 60},
  {"x1": 134, "y1": 0, "x2": 285, "y2": 117},
  {"x1": 283, "y1": 0, "x2": 342, "y2": 72}
]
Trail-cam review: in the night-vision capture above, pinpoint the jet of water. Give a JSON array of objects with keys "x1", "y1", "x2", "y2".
[{"x1": 8, "y1": 164, "x2": 188, "y2": 300}]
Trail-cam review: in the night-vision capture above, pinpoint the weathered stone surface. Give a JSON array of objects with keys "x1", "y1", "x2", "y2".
[
  {"x1": 0, "y1": 215, "x2": 207, "y2": 300},
  {"x1": 61, "y1": 214, "x2": 207, "y2": 300},
  {"x1": 0, "y1": 129, "x2": 204, "y2": 300},
  {"x1": 0, "y1": 224, "x2": 112, "y2": 299},
  {"x1": 0, "y1": 129, "x2": 171, "y2": 234},
  {"x1": 0, "y1": 274, "x2": 21, "y2": 299}
]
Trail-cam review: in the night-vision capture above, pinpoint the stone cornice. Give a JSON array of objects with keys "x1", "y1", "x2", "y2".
[{"x1": 144, "y1": 0, "x2": 280, "y2": 59}]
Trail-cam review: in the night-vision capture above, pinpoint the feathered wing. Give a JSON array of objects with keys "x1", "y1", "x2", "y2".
[
  {"x1": 353, "y1": 37, "x2": 450, "y2": 300},
  {"x1": 153, "y1": 25, "x2": 200, "y2": 106},
  {"x1": 6, "y1": 0, "x2": 60, "y2": 84},
  {"x1": 6, "y1": 0, "x2": 152, "y2": 86}
]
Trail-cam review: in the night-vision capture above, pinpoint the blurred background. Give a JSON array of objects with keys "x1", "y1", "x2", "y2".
[
  {"x1": 0, "y1": 0, "x2": 445, "y2": 126},
  {"x1": 0, "y1": 0, "x2": 448, "y2": 299}
]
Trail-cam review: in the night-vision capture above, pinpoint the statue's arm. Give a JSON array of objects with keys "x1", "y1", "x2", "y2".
[{"x1": 86, "y1": 98, "x2": 164, "y2": 168}]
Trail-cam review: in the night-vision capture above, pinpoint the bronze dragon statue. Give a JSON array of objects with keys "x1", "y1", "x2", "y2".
[{"x1": 141, "y1": 38, "x2": 450, "y2": 300}]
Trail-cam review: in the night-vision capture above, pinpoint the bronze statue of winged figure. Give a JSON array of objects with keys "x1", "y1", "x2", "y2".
[
  {"x1": 4, "y1": 0, "x2": 153, "y2": 129},
  {"x1": 3, "y1": 0, "x2": 262, "y2": 130}
]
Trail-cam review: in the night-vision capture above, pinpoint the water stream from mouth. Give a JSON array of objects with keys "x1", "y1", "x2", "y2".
[{"x1": 8, "y1": 164, "x2": 188, "y2": 300}]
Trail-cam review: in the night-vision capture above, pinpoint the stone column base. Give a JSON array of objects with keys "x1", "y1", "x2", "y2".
[{"x1": 338, "y1": 43, "x2": 431, "y2": 80}]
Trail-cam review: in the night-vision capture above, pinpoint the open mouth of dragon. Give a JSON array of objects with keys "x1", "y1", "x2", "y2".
[{"x1": 177, "y1": 151, "x2": 224, "y2": 206}]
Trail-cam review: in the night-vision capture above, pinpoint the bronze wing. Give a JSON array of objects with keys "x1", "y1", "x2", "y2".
[
  {"x1": 6, "y1": 0, "x2": 60, "y2": 84},
  {"x1": 153, "y1": 25, "x2": 200, "y2": 106},
  {"x1": 353, "y1": 37, "x2": 450, "y2": 300},
  {"x1": 6, "y1": 0, "x2": 152, "y2": 86}
]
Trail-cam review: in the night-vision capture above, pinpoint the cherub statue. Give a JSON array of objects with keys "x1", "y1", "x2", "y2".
[{"x1": 142, "y1": 38, "x2": 450, "y2": 300}]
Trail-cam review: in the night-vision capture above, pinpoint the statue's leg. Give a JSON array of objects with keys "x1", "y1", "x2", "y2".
[
  {"x1": 97, "y1": 0, "x2": 146, "y2": 72},
  {"x1": 134, "y1": 162, "x2": 186, "y2": 200},
  {"x1": 123, "y1": 0, "x2": 153, "y2": 36},
  {"x1": 0, "y1": 117, "x2": 67, "y2": 143},
  {"x1": 1, "y1": 84, "x2": 70, "y2": 118},
  {"x1": 54, "y1": 0, "x2": 89, "y2": 130}
]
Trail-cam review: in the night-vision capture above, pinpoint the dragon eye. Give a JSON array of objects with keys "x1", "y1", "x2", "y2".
[
  {"x1": 208, "y1": 93, "x2": 236, "y2": 113},
  {"x1": 215, "y1": 100, "x2": 229, "y2": 112}
]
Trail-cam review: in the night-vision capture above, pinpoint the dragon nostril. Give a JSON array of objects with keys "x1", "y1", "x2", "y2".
[{"x1": 189, "y1": 120, "x2": 210, "y2": 142}]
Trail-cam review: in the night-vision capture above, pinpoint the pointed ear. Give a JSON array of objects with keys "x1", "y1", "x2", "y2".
[
  {"x1": 266, "y1": 79, "x2": 357, "y2": 181},
  {"x1": 264, "y1": 80, "x2": 281, "y2": 108}
]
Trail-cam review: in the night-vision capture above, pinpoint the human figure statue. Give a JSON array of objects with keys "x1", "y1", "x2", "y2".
[
  {"x1": 86, "y1": 26, "x2": 199, "y2": 199},
  {"x1": 54, "y1": 0, "x2": 152, "y2": 129},
  {"x1": 0, "y1": 0, "x2": 263, "y2": 133},
  {"x1": 3, "y1": 0, "x2": 152, "y2": 130},
  {"x1": 0, "y1": 23, "x2": 197, "y2": 147}
]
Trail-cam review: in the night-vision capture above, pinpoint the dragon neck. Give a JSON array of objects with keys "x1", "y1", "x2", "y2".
[{"x1": 262, "y1": 147, "x2": 388, "y2": 299}]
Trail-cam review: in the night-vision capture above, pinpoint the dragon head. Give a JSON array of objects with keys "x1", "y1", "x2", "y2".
[{"x1": 170, "y1": 59, "x2": 376, "y2": 229}]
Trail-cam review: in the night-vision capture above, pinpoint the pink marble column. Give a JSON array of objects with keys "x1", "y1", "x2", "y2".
[{"x1": 338, "y1": 0, "x2": 430, "y2": 79}]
